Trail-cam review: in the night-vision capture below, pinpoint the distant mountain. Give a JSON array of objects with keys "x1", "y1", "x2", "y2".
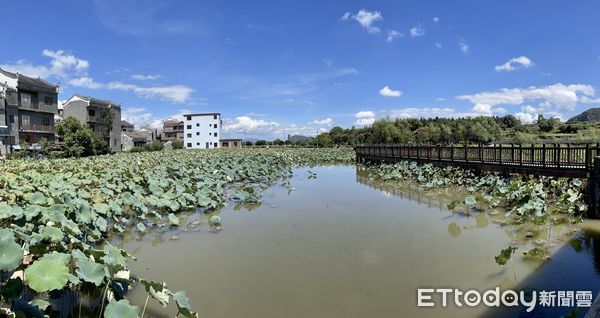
[
  {"x1": 568, "y1": 108, "x2": 600, "y2": 123},
  {"x1": 287, "y1": 135, "x2": 313, "y2": 143}
]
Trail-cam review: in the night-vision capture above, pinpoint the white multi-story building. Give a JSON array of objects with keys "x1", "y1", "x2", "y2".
[{"x1": 183, "y1": 113, "x2": 222, "y2": 149}]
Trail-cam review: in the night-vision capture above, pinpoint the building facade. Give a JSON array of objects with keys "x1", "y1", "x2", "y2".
[
  {"x1": 121, "y1": 120, "x2": 134, "y2": 132},
  {"x1": 62, "y1": 94, "x2": 122, "y2": 152},
  {"x1": 0, "y1": 68, "x2": 59, "y2": 155},
  {"x1": 161, "y1": 119, "x2": 183, "y2": 142},
  {"x1": 183, "y1": 113, "x2": 221, "y2": 149},
  {"x1": 220, "y1": 139, "x2": 242, "y2": 149},
  {"x1": 121, "y1": 131, "x2": 152, "y2": 151}
]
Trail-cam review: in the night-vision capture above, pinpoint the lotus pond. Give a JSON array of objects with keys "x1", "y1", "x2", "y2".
[{"x1": 0, "y1": 148, "x2": 598, "y2": 317}]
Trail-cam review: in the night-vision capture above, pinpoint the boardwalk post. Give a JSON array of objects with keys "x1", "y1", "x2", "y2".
[
  {"x1": 499, "y1": 144, "x2": 502, "y2": 164},
  {"x1": 586, "y1": 156, "x2": 600, "y2": 218},
  {"x1": 438, "y1": 145, "x2": 441, "y2": 161},
  {"x1": 450, "y1": 144, "x2": 454, "y2": 162},
  {"x1": 556, "y1": 144, "x2": 561, "y2": 168},
  {"x1": 479, "y1": 144, "x2": 483, "y2": 163},
  {"x1": 519, "y1": 144, "x2": 523, "y2": 165},
  {"x1": 542, "y1": 143, "x2": 547, "y2": 167},
  {"x1": 465, "y1": 144, "x2": 469, "y2": 163}
]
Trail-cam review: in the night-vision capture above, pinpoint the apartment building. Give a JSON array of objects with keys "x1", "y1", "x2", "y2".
[
  {"x1": 0, "y1": 68, "x2": 59, "y2": 155},
  {"x1": 183, "y1": 113, "x2": 221, "y2": 149},
  {"x1": 62, "y1": 94, "x2": 122, "y2": 152}
]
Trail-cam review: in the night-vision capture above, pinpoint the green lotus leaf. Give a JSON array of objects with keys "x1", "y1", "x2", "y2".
[
  {"x1": 39, "y1": 252, "x2": 71, "y2": 265},
  {"x1": 171, "y1": 291, "x2": 198, "y2": 318},
  {"x1": 76, "y1": 255, "x2": 108, "y2": 286},
  {"x1": 77, "y1": 203, "x2": 94, "y2": 224},
  {"x1": 41, "y1": 226, "x2": 63, "y2": 243},
  {"x1": 0, "y1": 233, "x2": 23, "y2": 272},
  {"x1": 101, "y1": 244, "x2": 128, "y2": 268},
  {"x1": 24, "y1": 205, "x2": 42, "y2": 221},
  {"x1": 29, "y1": 192, "x2": 47, "y2": 206},
  {"x1": 209, "y1": 215, "x2": 221, "y2": 226},
  {"x1": 140, "y1": 279, "x2": 170, "y2": 307},
  {"x1": 24, "y1": 258, "x2": 69, "y2": 292},
  {"x1": 464, "y1": 196, "x2": 477, "y2": 207},
  {"x1": 104, "y1": 299, "x2": 140, "y2": 318},
  {"x1": 168, "y1": 213, "x2": 180, "y2": 226},
  {"x1": 94, "y1": 203, "x2": 110, "y2": 215},
  {"x1": 0, "y1": 228, "x2": 15, "y2": 242},
  {"x1": 30, "y1": 298, "x2": 50, "y2": 311},
  {"x1": 95, "y1": 217, "x2": 108, "y2": 232},
  {"x1": 136, "y1": 222, "x2": 146, "y2": 232}
]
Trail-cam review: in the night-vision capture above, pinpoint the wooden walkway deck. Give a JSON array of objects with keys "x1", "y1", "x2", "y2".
[{"x1": 354, "y1": 144, "x2": 600, "y2": 178}]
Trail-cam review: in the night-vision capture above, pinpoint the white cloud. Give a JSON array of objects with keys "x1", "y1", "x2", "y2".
[
  {"x1": 1, "y1": 49, "x2": 89, "y2": 79},
  {"x1": 458, "y1": 39, "x2": 469, "y2": 54},
  {"x1": 472, "y1": 103, "x2": 493, "y2": 115},
  {"x1": 514, "y1": 112, "x2": 537, "y2": 124},
  {"x1": 495, "y1": 56, "x2": 534, "y2": 72},
  {"x1": 354, "y1": 110, "x2": 376, "y2": 126},
  {"x1": 343, "y1": 9, "x2": 383, "y2": 34},
  {"x1": 223, "y1": 115, "x2": 280, "y2": 132},
  {"x1": 106, "y1": 82, "x2": 193, "y2": 103},
  {"x1": 310, "y1": 118, "x2": 334, "y2": 125},
  {"x1": 457, "y1": 83, "x2": 597, "y2": 118},
  {"x1": 379, "y1": 86, "x2": 403, "y2": 97},
  {"x1": 131, "y1": 74, "x2": 162, "y2": 80},
  {"x1": 410, "y1": 24, "x2": 425, "y2": 37},
  {"x1": 435, "y1": 42, "x2": 442, "y2": 48},
  {"x1": 433, "y1": 17, "x2": 440, "y2": 23},
  {"x1": 68, "y1": 77, "x2": 103, "y2": 89},
  {"x1": 386, "y1": 30, "x2": 403, "y2": 42},
  {"x1": 390, "y1": 107, "x2": 476, "y2": 119}
]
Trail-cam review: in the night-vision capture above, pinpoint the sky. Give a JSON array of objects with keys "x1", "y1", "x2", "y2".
[{"x1": 1, "y1": 0, "x2": 600, "y2": 140}]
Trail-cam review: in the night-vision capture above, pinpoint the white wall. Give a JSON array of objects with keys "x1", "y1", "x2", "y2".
[{"x1": 183, "y1": 114, "x2": 221, "y2": 149}]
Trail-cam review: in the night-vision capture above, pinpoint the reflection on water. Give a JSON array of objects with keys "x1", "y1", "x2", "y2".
[{"x1": 113, "y1": 166, "x2": 600, "y2": 318}]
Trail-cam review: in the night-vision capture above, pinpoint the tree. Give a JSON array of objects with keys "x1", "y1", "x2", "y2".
[
  {"x1": 172, "y1": 140, "x2": 184, "y2": 149},
  {"x1": 537, "y1": 115, "x2": 559, "y2": 133},
  {"x1": 273, "y1": 139, "x2": 284, "y2": 145},
  {"x1": 255, "y1": 140, "x2": 267, "y2": 146},
  {"x1": 56, "y1": 117, "x2": 108, "y2": 157}
]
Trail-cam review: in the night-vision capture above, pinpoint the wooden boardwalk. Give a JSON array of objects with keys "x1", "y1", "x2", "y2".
[{"x1": 354, "y1": 143, "x2": 600, "y2": 178}]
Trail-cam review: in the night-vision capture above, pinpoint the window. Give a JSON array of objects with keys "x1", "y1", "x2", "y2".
[
  {"x1": 213, "y1": 115, "x2": 218, "y2": 119},
  {"x1": 214, "y1": 132, "x2": 218, "y2": 137},
  {"x1": 196, "y1": 123, "x2": 199, "y2": 127},
  {"x1": 234, "y1": 142, "x2": 238, "y2": 146},
  {"x1": 20, "y1": 92, "x2": 31, "y2": 105},
  {"x1": 187, "y1": 125, "x2": 192, "y2": 129},
  {"x1": 44, "y1": 96, "x2": 54, "y2": 105},
  {"x1": 214, "y1": 124, "x2": 218, "y2": 129},
  {"x1": 8, "y1": 115, "x2": 14, "y2": 124},
  {"x1": 205, "y1": 142, "x2": 209, "y2": 149},
  {"x1": 196, "y1": 132, "x2": 199, "y2": 136},
  {"x1": 88, "y1": 109, "x2": 95, "y2": 116},
  {"x1": 222, "y1": 142, "x2": 229, "y2": 147},
  {"x1": 187, "y1": 133, "x2": 192, "y2": 138},
  {"x1": 187, "y1": 143, "x2": 192, "y2": 148},
  {"x1": 41, "y1": 117, "x2": 50, "y2": 126},
  {"x1": 214, "y1": 142, "x2": 218, "y2": 147},
  {"x1": 196, "y1": 142, "x2": 200, "y2": 146},
  {"x1": 209, "y1": 124, "x2": 212, "y2": 128},
  {"x1": 186, "y1": 116, "x2": 191, "y2": 121},
  {"x1": 113, "y1": 139, "x2": 117, "y2": 146}
]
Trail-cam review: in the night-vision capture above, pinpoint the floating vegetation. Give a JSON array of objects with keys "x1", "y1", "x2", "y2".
[{"x1": 0, "y1": 148, "x2": 354, "y2": 317}]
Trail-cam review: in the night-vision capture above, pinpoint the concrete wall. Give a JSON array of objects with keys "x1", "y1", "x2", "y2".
[
  {"x1": 183, "y1": 114, "x2": 221, "y2": 149},
  {"x1": 62, "y1": 100, "x2": 88, "y2": 123},
  {"x1": 110, "y1": 107, "x2": 121, "y2": 152},
  {"x1": 121, "y1": 133, "x2": 134, "y2": 151}
]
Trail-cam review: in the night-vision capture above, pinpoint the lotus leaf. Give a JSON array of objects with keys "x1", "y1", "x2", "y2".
[
  {"x1": 104, "y1": 299, "x2": 140, "y2": 318},
  {"x1": 24, "y1": 258, "x2": 69, "y2": 292}
]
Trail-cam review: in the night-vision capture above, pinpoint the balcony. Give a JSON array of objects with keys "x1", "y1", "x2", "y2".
[
  {"x1": 20, "y1": 124, "x2": 55, "y2": 133},
  {"x1": 19, "y1": 102, "x2": 56, "y2": 113}
]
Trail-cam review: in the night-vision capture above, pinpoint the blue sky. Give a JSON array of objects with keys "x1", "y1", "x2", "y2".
[{"x1": 2, "y1": 0, "x2": 600, "y2": 139}]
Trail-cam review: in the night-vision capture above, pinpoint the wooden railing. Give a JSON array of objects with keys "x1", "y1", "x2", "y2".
[{"x1": 355, "y1": 143, "x2": 600, "y2": 174}]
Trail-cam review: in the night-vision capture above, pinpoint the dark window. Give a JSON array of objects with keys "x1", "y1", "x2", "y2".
[
  {"x1": 186, "y1": 116, "x2": 191, "y2": 120},
  {"x1": 187, "y1": 143, "x2": 192, "y2": 147},
  {"x1": 214, "y1": 132, "x2": 218, "y2": 137},
  {"x1": 187, "y1": 133, "x2": 192, "y2": 138},
  {"x1": 187, "y1": 125, "x2": 191, "y2": 129},
  {"x1": 214, "y1": 124, "x2": 218, "y2": 129},
  {"x1": 44, "y1": 96, "x2": 54, "y2": 105},
  {"x1": 8, "y1": 115, "x2": 14, "y2": 124},
  {"x1": 214, "y1": 142, "x2": 218, "y2": 147},
  {"x1": 196, "y1": 142, "x2": 200, "y2": 146},
  {"x1": 234, "y1": 142, "x2": 238, "y2": 146},
  {"x1": 41, "y1": 117, "x2": 50, "y2": 126},
  {"x1": 205, "y1": 142, "x2": 209, "y2": 149},
  {"x1": 88, "y1": 109, "x2": 95, "y2": 116},
  {"x1": 196, "y1": 123, "x2": 199, "y2": 127},
  {"x1": 196, "y1": 132, "x2": 199, "y2": 136},
  {"x1": 213, "y1": 115, "x2": 218, "y2": 119},
  {"x1": 222, "y1": 142, "x2": 229, "y2": 147},
  {"x1": 209, "y1": 124, "x2": 212, "y2": 128}
]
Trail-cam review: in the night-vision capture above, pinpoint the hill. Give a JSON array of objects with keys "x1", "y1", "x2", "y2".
[{"x1": 567, "y1": 108, "x2": 600, "y2": 123}]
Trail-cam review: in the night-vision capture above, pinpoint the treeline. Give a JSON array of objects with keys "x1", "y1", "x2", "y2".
[{"x1": 310, "y1": 115, "x2": 521, "y2": 146}]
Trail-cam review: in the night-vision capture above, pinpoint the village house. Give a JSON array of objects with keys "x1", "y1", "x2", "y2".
[
  {"x1": 220, "y1": 138, "x2": 243, "y2": 149},
  {"x1": 0, "y1": 68, "x2": 59, "y2": 155},
  {"x1": 121, "y1": 120, "x2": 134, "y2": 132},
  {"x1": 161, "y1": 119, "x2": 183, "y2": 142},
  {"x1": 62, "y1": 94, "x2": 122, "y2": 152}
]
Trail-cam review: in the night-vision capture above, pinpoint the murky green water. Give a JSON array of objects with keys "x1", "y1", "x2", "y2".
[{"x1": 113, "y1": 166, "x2": 600, "y2": 318}]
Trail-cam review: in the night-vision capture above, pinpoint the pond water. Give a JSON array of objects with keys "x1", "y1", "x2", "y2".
[{"x1": 113, "y1": 165, "x2": 600, "y2": 318}]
